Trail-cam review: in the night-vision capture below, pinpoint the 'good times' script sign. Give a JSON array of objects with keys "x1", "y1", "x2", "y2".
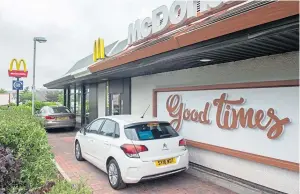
[{"x1": 166, "y1": 93, "x2": 291, "y2": 140}]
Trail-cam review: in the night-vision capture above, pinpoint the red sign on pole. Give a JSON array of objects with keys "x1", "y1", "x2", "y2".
[
  {"x1": 8, "y1": 59, "x2": 28, "y2": 78},
  {"x1": 8, "y1": 70, "x2": 28, "y2": 78}
]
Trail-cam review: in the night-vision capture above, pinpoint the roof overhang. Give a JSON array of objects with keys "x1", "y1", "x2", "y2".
[
  {"x1": 82, "y1": 16, "x2": 299, "y2": 82},
  {"x1": 44, "y1": 74, "x2": 75, "y2": 89},
  {"x1": 89, "y1": 1, "x2": 299, "y2": 73},
  {"x1": 44, "y1": 1, "x2": 299, "y2": 89}
]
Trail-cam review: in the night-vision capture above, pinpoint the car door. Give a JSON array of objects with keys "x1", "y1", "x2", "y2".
[
  {"x1": 80, "y1": 119, "x2": 104, "y2": 162},
  {"x1": 93, "y1": 119, "x2": 118, "y2": 170}
]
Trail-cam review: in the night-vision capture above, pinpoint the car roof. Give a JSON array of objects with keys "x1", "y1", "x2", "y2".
[{"x1": 100, "y1": 115, "x2": 169, "y2": 125}]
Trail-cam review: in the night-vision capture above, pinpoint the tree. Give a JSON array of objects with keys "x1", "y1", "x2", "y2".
[
  {"x1": 45, "y1": 91, "x2": 61, "y2": 102},
  {"x1": 0, "y1": 88, "x2": 7, "y2": 94},
  {"x1": 58, "y1": 91, "x2": 64, "y2": 105},
  {"x1": 20, "y1": 90, "x2": 32, "y2": 104},
  {"x1": 19, "y1": 87, "x2": 33, "y2": 104},
  {"x1": 23, "y1": 86, "x2": 29, "y2": 92}
]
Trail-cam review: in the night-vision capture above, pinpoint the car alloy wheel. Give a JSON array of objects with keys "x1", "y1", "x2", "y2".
[
  {"x1": 108, "y1": 163, "x2": 118, "y2": 186},
  {"x1": 107, "y1": 159, "x2": 126, "y2": 190},
  {"x1": 75, "y1": 141, "x2": 84, "y2": 161}
]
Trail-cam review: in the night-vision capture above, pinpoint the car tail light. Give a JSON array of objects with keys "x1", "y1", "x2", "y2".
[
  {"x1": 179, "y1": 139, "x2": 186, "y2": 146},
  {"x1": 120, "y1": 144, "x2": 148, "y2": 158},
  {"x1": 45, "y1": 115, "x2": 55, "y2": 120}
]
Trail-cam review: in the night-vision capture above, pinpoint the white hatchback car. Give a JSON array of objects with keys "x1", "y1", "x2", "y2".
[{"x1": 74, "y1": 115, "x2": 189, "y2": 190}]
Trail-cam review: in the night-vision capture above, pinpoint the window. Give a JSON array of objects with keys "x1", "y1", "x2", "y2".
[
  {"x1": 125, "y1": 122, "x2": 179, "y2": 141},
  {"x1": 76, "y1": 88, "x2": 81, "y2": 116},
  {"x1": 85, "y1": 86, "x2": 90, "y2": 124},
  {"x1": 87, "y1": 119, "x2": 104, "y2": 134},
  {"x1": 99, "y1": 120, "x2": 116, "y2": 137},
  {"x1": 41, "y1": 107, "x2": 47, "y2": 115},
  {"x1": 115, "y1": 123, "x2": 120, "y2": 138},
  {"x1": 49, "y1": 107, "x2": 71, "y2": 114},
  {"x1": 70, "y1": 87, "x2": 75, "y2": 113}
]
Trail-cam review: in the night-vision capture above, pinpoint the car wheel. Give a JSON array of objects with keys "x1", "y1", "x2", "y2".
[
  {"x1": 107, "y1": 159, "x2": 126, "y2": 190},
  {"x1": 75, "y1": 141, "x2": 84, "y2": 161}
]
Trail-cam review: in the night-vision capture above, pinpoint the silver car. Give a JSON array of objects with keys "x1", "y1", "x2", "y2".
[{"x1": 36, "y1": 106, "x2": 76, "y2": 130}]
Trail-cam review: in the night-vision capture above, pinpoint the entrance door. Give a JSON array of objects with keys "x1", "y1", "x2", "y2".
[
  {"x1": 105, "y1": 78, "x2": 130, "y2": 116},
  {"x1": 112, "y1": 94, "x2": 121, "y2": 115}
]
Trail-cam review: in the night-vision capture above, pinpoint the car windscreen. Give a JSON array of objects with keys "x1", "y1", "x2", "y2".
[
  {"x1": 124, "y1": 122, "x2": 179, "y2": 141},
  {"x1": 49, "y1": 107, "x2": 71, "y2": 114}
]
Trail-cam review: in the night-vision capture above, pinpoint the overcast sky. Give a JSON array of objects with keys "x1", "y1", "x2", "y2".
[{"x1": 0, "y1": 0, "x2": 221, "y2": 91}]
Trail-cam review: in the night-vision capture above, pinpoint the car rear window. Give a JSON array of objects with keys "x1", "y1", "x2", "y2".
[
  {"x1": 124, "y1": 122, "x2": 179, "y2": 141},
  {"x1": 50, "y1": 107, "x2": 71, "y2": 114}
]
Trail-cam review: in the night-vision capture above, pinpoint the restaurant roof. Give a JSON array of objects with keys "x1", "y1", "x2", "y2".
[{"x1": 44, "y1": 0, "x2": 299, "y2": 89}]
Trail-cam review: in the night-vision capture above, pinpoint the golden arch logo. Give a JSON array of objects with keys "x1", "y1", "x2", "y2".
[
  {"x1": 93, "y1": 38, "x2": 105, "y2": 62},
  {"x1": 8, "y1": 59, "x2": 28, "y2": 78}
]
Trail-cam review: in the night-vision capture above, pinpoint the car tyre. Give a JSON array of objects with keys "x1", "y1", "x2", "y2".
[
  {"x1": 107, "y1": 159, "x2": 126, "y2": 190},
  {"x1": 75, "y1": 141, "x2": 84, "y2": 161}
]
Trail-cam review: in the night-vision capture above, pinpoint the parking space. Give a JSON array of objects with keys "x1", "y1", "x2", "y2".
[{"x1": 48, "y1": 131, "x2": 236, "y2": 194}]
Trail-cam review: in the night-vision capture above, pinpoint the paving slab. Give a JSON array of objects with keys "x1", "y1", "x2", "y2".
[{"x1": 47, "y1": 129, "x2": 237, "y2": 194}]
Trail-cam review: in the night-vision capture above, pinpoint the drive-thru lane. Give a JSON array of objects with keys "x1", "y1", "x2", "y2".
[{"x1": 48, "y1": 130, "x2": 236, "y2": 194}]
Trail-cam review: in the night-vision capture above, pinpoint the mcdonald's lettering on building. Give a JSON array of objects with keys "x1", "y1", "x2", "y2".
[{"x1": 8, "y1": 59, "x2": 28, "y2": 78}]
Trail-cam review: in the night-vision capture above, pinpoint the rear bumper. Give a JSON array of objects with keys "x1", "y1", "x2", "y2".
[
  {"x1": 45, "y1": 120, "x2": 76, "y2": 129},
  {"x1": 140, "y1": 167, "x2": 187, "y2": 181},
  {"x1": 119, "y1": 150, "x2": 189, "y2": 184}
]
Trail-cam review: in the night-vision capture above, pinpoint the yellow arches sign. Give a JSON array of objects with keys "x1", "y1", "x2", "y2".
[
  {"x1": 93, "y1": 38, "x2": 105, "y2": 62},
  {"x1": 8, "y1": 59, "x2": 28, "y2": 78}
]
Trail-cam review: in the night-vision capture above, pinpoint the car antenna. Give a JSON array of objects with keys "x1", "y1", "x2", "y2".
[{"x1": 141, "y1": 105, "x2": 150, "y2": 118}]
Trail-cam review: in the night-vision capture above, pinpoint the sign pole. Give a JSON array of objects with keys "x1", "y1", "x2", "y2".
[{"x1": 16, "y1": 77, "x2": 19, "y2": 106}]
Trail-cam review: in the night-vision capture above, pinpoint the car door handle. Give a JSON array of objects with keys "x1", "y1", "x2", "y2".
[
  {"x1": 88, "y1": 139, "x2": 94, "y2": 143},
  {"x1": 104, "y1": 141, "x2": 110, "y2": 145}
]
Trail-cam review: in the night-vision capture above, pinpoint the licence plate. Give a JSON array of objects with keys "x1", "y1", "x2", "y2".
[
  {"x1": 155, "y1": 158, "x2": 176, "y2": 167},
  {"x1": 56, "y1": 117, "x2": 69, "y2": 121}
]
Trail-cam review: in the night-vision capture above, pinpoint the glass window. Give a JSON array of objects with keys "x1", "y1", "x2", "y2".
[
  {"x1": 115, "y1": 123, "x2": 120, "y2": 138},
  {"x1": 112, "y1": 94, "x2": 121, "y2": 115},
  {"x1": 87, "y1": 119, "x2": 104, "y2": 134},
  {"x1": 70, "y1": 87, "x2": 75, "y2": 113},
  {"x1": 76, "y1": 88, "x2": 81, "y2": 116},
  {"x1": 125, "y1": 122, "x2": 179, "y2": 141},
  {"x1": 85, "y1": 86, "x2": 90, "y2": 124},
  {"x1": 99, "y1": 120, "x2": 116, "y2": 137},
  {"x1": 40, "y1": 107, "x2": 46, "y2": 114},
  {"x1": 49, "y1": 106, "x2": 71, "y2": 114}
]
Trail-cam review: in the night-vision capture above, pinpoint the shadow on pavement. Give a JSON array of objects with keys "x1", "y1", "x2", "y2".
[{"x1": 46, "y1": 128, "x2": 79, "y2": 134}]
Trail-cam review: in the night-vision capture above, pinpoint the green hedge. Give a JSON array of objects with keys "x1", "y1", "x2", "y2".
[
  {"x1": 0, "y1": 101, "x2": 59, "y2": 111},
  {"x1": 23, "y1": 101, "x2": 59, "y2": 110},
  {"x1": 0, "y1": 107, "x2": 57, "y2": 192},
  {"x1": 0, "y1": 107, "x2": 91, "y2": 193}
]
